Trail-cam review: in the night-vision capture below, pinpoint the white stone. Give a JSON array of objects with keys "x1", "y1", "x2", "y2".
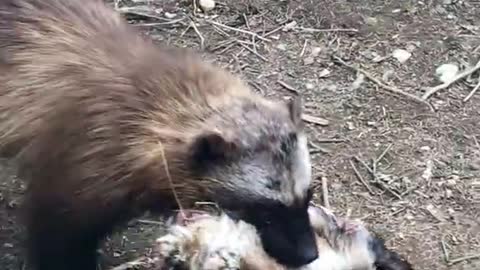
[
  {"x1": 392, "y1": 49, "x2": 412, "y2": 63},
  {"x1": 435, "y1": 63, "x2": 459, "y2": 83},
  {"x1": 199, "y1": 0, "x2": 215, "y2": 12}
]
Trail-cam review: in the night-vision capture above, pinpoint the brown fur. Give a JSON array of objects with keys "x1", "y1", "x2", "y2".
[{"x1": 0, "y1": 0, "x2": 312, "y2": 269}]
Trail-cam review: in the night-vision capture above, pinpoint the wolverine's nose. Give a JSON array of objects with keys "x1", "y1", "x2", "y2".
[{"x1": 297, "y1": 244, "x2": 318, "y2": 265}]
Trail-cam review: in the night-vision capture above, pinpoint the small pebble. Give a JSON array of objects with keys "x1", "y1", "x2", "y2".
[
  {"x1": 311, "y1": 47, "x2": 322, "y2": 57},
  {"x1": 445, "y1": 189, "x2": 453, "y2": 198},
  {"x1": 392, "y1": 49, "x2": 412, "y2": 63},
  {"x1": 303, "y1": 57, "x2": 314, "y2": 65},
  {"x1": 199, "y1": 0, "x2": 215, "y2": 12},
  {"x1": 436, "y1": 63, "x2": 459, "y2": 83},
  {"x1": 164, "y1": 12, "x2": 176, "y2": 19},
  {"x1": 305, "y1": 83, "x2": 315, "y2": 90},
  {"x1": 318, "y1": 69, "x2": 331, "y2": 78}
]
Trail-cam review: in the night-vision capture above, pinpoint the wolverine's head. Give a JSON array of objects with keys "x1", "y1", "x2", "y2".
[{"x1": 186, "y1": 95, "x2": 318, "y2": 267}]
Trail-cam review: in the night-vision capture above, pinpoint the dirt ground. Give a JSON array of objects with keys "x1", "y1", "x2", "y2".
[{"x1": 1, "y1": 0, "x2": 480, "y2": 269}]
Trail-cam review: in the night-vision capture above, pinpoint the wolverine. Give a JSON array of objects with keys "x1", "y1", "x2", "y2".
[{"x1": 0, "y1": 0, "x2": 318, "y2": 269}]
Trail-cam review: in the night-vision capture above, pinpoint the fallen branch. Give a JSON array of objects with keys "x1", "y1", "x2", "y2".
[
  {"x1": 333, "y1": 56, "x2": 433, "y2": 111},
  {"x1": 422, "y1": 60, "x2": 480, "y2": 100}
]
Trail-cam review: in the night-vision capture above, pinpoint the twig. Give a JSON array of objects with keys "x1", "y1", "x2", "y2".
[
  {"x1": 374, "y1": 181, "x2": 403, "y2": 200},
  {"x1": 237, "y1": 41, "x2": 269, "y2": 62},
  {"x1": 299, "y1": 39, "x2": 308, "y2": 57},
  {"x1": 116, "y1": 7, "x2": 166, "y2": 21},
  {"x1": 133, "y1": 18, "x2": 187, "y2": 27},
  {"x1": 190, "y1": 21, "x2": 205, "y2": 50},
  {"x1": 321, "y1": 176, "x2": 330, "y2": 209},
  {"x1": 422, "y1": 59, "x2": 480, "y2": 100},
  {"x1": 192, "y1": 0, "x2": 197, "y2": 16},
  {"x1": 109, "y1": 256, "x2": 158, "y2": 270},
  {"x1": 316, "y1": 138, "x2": 346, "y2": 143},
  {"x1": 376, "y1": 144, "x2": 393, "y2": 164},
  {"x1": 441, "y1": 236, "x2": 450, "y2": 262},
  {"x1": 447, "y1": 253, "x2": 480, "y2": 266},
  {"x1": 158, "y1": 142, "x2": 186, "y2": 220},
  {"x1": 295, "y1": 26, "x2": 359, "y2": 33},
  {"x1": 205, "y1": 20, "x2": 271, "y2": 42},
  {"x1": 302, "y1": 114, "x2": 330, "y2": 126},
  {"x1": 389, "y1": 207, "x2": 407, "y2": 216},
  {"x1": 277, "y1": 80, "x2": 299, "y2": 93},
  {"x1": 349, "y1": 159, "x2": 375, "y2": 195},
  {"x1": 353, "y1": 156, "x2": 375, "y2": 175},
  {"x1": 333, "y1": 56, "x2": 433, "y2": 110},
  {"x1": 309, "y1": 141, "x2": 331, "y2": 154},
  {"x1": 463, "y1": 75, "x2": 480, "y2": 102},
  {"x1": 137, "y1": 219, "x2": 163, "y2": 226}
]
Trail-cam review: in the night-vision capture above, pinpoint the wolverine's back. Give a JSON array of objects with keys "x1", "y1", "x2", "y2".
[
  {"x1": 0, "y1": 1, "x2": 319, "y2": 270},
  {"x1": 0, "y1": 1, "x2": 254, "y2": 269}
]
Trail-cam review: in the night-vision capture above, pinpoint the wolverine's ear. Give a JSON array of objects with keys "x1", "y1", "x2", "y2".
[
  {"x1": 189, "y1": 131, "x2": 237, "y2": 166},
  {"x1": 287, "y1": 95, "x2": 303, "y2": 127}
]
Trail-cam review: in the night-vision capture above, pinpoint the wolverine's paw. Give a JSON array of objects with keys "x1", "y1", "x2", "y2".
[{"x1": 200, "y1": 248, "x2": 241, "y2": 270}]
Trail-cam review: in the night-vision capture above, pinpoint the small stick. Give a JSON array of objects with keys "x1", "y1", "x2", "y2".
[
  {"x1": 333, "y1": 56, "x2": 433, "y2": 110},
  {"x1": 116, "y1": 7, "x2": 165, "y2": 21},
  {"x1": 137, "y1": 219, "x2": 163, "y2": 226},
  {"x1": 376, "y1": 144, "x2": 393, "y2": 164},
  {"x1": 316, "y1": 138, "x2": 346, "y2": 143},
  {"x1": 277, "y1": 80, "x2": 299, "y2": 93},
  {"x1": 441, "y1": 236, "x2": 450, "y2": 263},
  {"x1": 422, "y1": 59, "x2": 480, "y2": 100},
  {"x1": 349, "y1": 159, "x2": 375, "y2": 195},
  {"x1": 190, "y1": 21, "x2": 205, "y2": 50},
  {"x1": 158, "y1": 142, "x2": 186, "y2": 220},
  {"x1": 447, "y1": 253, "x2": 480, "y2": 266},
  {"x1": 205, "y1": 20, "x2": 271, "y2": 42},
  {"x1": 353, "y1": 156, "x2": 375, "y2": 175},
  {"x1": 302, "y1": 114, "x2": 330, "y2": 126},
  {"x1": 295, "y1": 26, "x2": 359, "y2": 33},
  {"x1": 133, "y1": 18, "x2": 187, "y2": 27},
  {"x1": 237, "y1": 42, "x2": 269, "y2": 62},
  {"x1": 374, "y1": 181, "x2": 403, "y2": 200},
  {"x1": 299, "y1": 39, "x2": 308, "y2": 57},
  {"x1": 109, "y1": 256, "x2": 158, "y2": 270},
  {"x1": 463, "y1": 76, "x2": 480, "y2": 102},
  {"x1": 321, "y1": 176, "x2": 330, "y2": 209},
  {"x1": 309, "y1": 141, "x2": 331, "y2": 154}
]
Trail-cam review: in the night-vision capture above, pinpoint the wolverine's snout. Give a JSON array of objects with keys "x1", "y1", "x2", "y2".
[{"x1": 231, "y1": 203, "x2": 318, "y2": 268}]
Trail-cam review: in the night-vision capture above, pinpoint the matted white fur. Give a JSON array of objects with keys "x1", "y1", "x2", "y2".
[{"x1": 153, "y1": 206, "x2": 378, "y2": 270}]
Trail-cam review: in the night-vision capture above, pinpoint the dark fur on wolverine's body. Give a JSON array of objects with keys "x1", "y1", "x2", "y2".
[{"x1": 0, "y1": 0, "x2": 317, "y2": 269}]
